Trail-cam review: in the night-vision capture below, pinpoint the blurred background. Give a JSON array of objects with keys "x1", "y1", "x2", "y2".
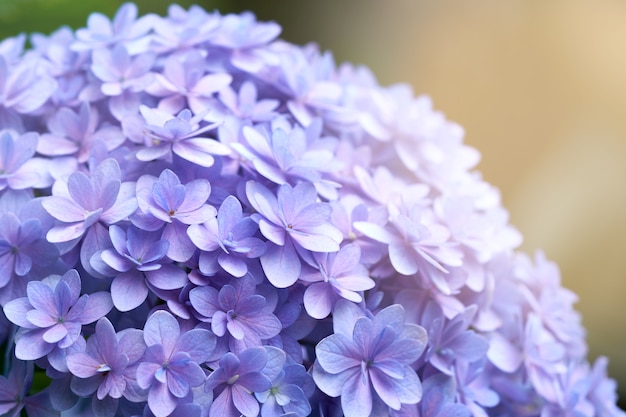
[{"x1": 2, "y1": 0, "x2": 625, "y2": 407}]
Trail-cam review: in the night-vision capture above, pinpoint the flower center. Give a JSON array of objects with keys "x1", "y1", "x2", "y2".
[{"x1": 227, "y1": 374, "x2": 240, "y2": 385}]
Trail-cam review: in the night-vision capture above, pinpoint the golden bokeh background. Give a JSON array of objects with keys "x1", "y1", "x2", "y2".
[{"x1": 1, "y1": 0, "x2": 625, "y2": 404}]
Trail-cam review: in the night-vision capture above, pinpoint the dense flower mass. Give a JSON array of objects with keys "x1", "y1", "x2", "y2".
[{"x1": 0, "y1": 3, "x2": 622, "y2": 417}]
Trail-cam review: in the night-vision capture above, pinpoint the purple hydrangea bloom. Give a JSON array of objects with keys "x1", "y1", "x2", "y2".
[
  {"x1": 246, "y1": 180, "x2": 343, "y2": 288},
  {"x1": 0, "y1": 130, "x2": 48, "y2": 191},
  {"x1": 187, "y1": 195, "x2": 266, "y2": 278},
  {"x1": 137, "y1": 106, "x2": 229, "y2": 167},
  {"x1": 0, "y1": 357, "x2": 57, "y2": 417},
  {"x1": 3, "y1": 269, "x2": 112, "y2": 366},
  {"x1": 312, "y1": 300, "x2": 428, "y2": 416},
  {"x1": 66, "y1": 317, "x2": 146, "y2": 417},
  {"x1": 42, "y1": 158, "x2": 137, "y2": 253},
  {"x1": 147, "y1": 50, "x2": 232, "y2": 115},
  {"x1": 300, "y1": 243, "x2": 375, "y2": 319},
  {"x1": 255, "y1": 354, "x2": 314, "y2": 417},
  {"x1": 205, "y1": 346, "x2": 281, "y2": 417},
  {"x1": 0, "y1": 211, "x2": 58, "y2": 285},
  {"x1": 189, "y1": 275, "x2": 282, "y2": 353},
  {"x1": 38, "y1": 103, "x2": 125, "y2": 164},
  {"x1": 137, "y1": 310, "x2": 216, "y2": 417},
  {"x1": 133, "y1": 168, "x2": 215, "y2": 262},
  {"x1": 91, "y1": 224, "x2": 187, "y2": 311},
  {"x1": 0, "y1": 4, "x2": 622, "y2": 416}
]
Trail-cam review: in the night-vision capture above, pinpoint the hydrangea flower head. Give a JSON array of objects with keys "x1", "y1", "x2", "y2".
[{"x1": 0, "y1": 3, "x2": 622, "y2": 417}]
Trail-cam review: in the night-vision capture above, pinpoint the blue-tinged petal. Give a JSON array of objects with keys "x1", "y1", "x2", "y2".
[
  {"x1": 26, "y1": 281, "x2": 57, "y2": 315},
  {"x1": 166, "y1": 367, "x2": 192, "y2": 398},
  {"x1": 66, "y1": 352, "x2": 101, "y2": 378},
  {"x1": 315, "y1": 333, "x2": 360, "y2": 374},
  {"x1": 173, "y1": 139, "x2": 224, "y2": 167},
  {"x1": 179, "y1": 179, "x2": 211, "y2": 212},
  {"x1": 218, "y1": 254, "x2": 248, "y2": 278},
  {"x1": 211, "y1": 311, "x2": 227, "y2": 337},
  {"x1": 260, "y1": 241, "x2": 300, "y2": 288},
  {"x1": 245, "y1": 181, "x2": 282, "y2": 227},
  {"x1": 369, "y1": 366, "x2": 401, "y2": 410},
  {"x1": 303, "y1": 282, "x2": 333, "y2": 319},
  {"x1": 332, "y1": 299, "x2": 366, "y2": 338},
  {"x1": 311, "y1": 360, "x2": 355, "y2": 397},
  {"x1": 227, "y1": 320, "x2": 246, "y2": 340},
  {"x1": 67, "y1": 172, "x2": 96, "y2": 211},
  {"x1": 78, "y1": 291, "x2": 113, "y2": 324},
  {"x1": 146, "y1": 264, "x2": 187, "y2": 290},
  {"x1": 392, "y1": 366, "x2": 422, "y2": 405},
  {"x1": 162, "y1": 222, "x2": 195, "y2": 262},
  {"x1": 389, "y1": 241, "x2": 419, "y2": 276},
  {"x1": 231, "y1": 384, "x2": 261, "y2": 417},
  {"x1": 46, "y1": 222, "x2": 87, "y2": 243},
  {"x1": 218, "y1": 195, "x2": 243, "y2": 234},
  {"x1": 487, "y1": 332, "x2": 522, "y2": 373},
  {"x1": 111, "y1": 270, "x2": 148, "y2": 312},
  {"x1": 42, "y1": 196, "x2": 85, "y2": 223},
  {"x1": 13, "y1": 252, "x2": 31, "y2": 276},
  {"x1": 137, "y1": 360, "x2": 162, "y2": 389},
  {"x1": 259, "y1": 220, "x2": 285, "y2": 246},
  {"x1": 15, "y1": 328, "x2": 53, "y2": 360},
  {"x1": 340, "y1": 368, "x2": 372, "y2": 417},
  {"x1": 118, "y1": 328, "x2": 146, "y2": 363},
  {"x1": 4, "y1": 297, "x2": 34, "y2": 327},
  {"x1": 175, "y1": 328, "x2": 216, "y2": 363},
  {"x1": 175, "y1": 204, "x2": 216, "y2": 225},
  {"x1": 377, "y1": 337, "x2": 425, "y2": 366},
  {"x1": 100, "y1": 248, "x2": 132, "y2": 272},
  {"x1": 25, "y1": 309, "x2": 56, "y2": 328},
  {"x1": 242, "y1": 313, "x2": 282, "y2": 340},
  {"x1": 144, "y1": 310, "x2": 180, "y2": 355},
  {"x1": 100, "y1": 195, "x2": 138, "y2": 225},
  {"x1": 189, "y1": 285, "x2": 220, "y2": 318},
  {"x1": 447, "y1": 332, "x2": 489, "y2": 362},
  {"x1": 148, "y1": 379, "x2": 177, "y2": 417},
  {"x1": 42, "y1": 323, "x2": 68, "y2": 344}
]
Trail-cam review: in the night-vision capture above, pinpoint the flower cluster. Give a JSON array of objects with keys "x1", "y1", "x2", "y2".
[{"x1": 0, "y1": 3, "x2": 622, "y2": 417}]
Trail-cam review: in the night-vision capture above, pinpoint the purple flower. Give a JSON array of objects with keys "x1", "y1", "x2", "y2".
[
  {"x1": 67, "y1": 317, "x2": 146, "y2": 417},
  {"x1": 0, "y1": 215, "x2": 58, "y2": 290},
  {"x1": 91, "y1": 224, "x2": 188, "y2": 312},
  {"x1": 151, "y1": 4, "x2": 220, "y2": 53},
  {"x1": 246, "y1": 180, "x2": 343, "y2": 288},
  {"x1": 416, "y1": 303, "x2": 489, "y2": 376},
  {"x1": 211, "y1": 12, "x2": 281, "y2": 73},
  {"x1": 312, "y1": 300, "x2": 427, "y2": 416},
  {"x1": 300, "y1": 243, "x2": 375, "y2": 319},
  {"x1": 3, "y1": 269, "x2": 112, "y2": 365},
  {"x1": 137, "y1": 106, "x2": 229, "y2": 167},
  {"x1": 137, "y1": 310, "x2": 215, "y2": 417},
  {"x1": 133, "y1": 168, "x2": 215, "y2": 262},
  {"x1": 42, "y1": 158, "x2": 137, "y2": 274},
  {"x1": 355, "y1": 203, "x2": 463, "y2": 294},
  {"x1": 0, "y1": 357, "x2": 57, "y2": 417},
  {"x1": 0, "y1": 130, "x2": 47, "y2": 191},
  {"x1": 187, "y1": 195, "x2": 266, "y2": 278},
  {"x1": 38, "y1": 103, "x2": 126, "y2": 164},
  {"x1": 189, "y1": 275, "x2": 282, "y2": 353},
  {"x1": 233, "y1": 121, "x2": 340, "y2": 195},
  {"x1": 147, "y1": 50, "x2": 232, "y2": 115},
  {"x1": 72, "y1": 2, "x2": 154, "y2": 53},
  {"x1": 219, "y1": 80, "x2": 279, "y2": 122},
  {"x1": 205, "y1": 346, "x2": 280, "y2": 417},
  {"x1": 0, "y1": 55, "x2": 56, "y2": 118},
  {"x1": 255, "y1": 359, "x2": 314, "y2": 417}
]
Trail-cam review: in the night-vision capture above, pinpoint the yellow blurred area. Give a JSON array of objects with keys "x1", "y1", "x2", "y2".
[{"x1": 257, "y1": 0, "x2": 626, "y2": 388}]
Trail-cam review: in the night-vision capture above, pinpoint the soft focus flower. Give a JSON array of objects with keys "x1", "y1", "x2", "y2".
[{"x1": 0, "y1": 3, "x2": 622, "y2": 417}]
